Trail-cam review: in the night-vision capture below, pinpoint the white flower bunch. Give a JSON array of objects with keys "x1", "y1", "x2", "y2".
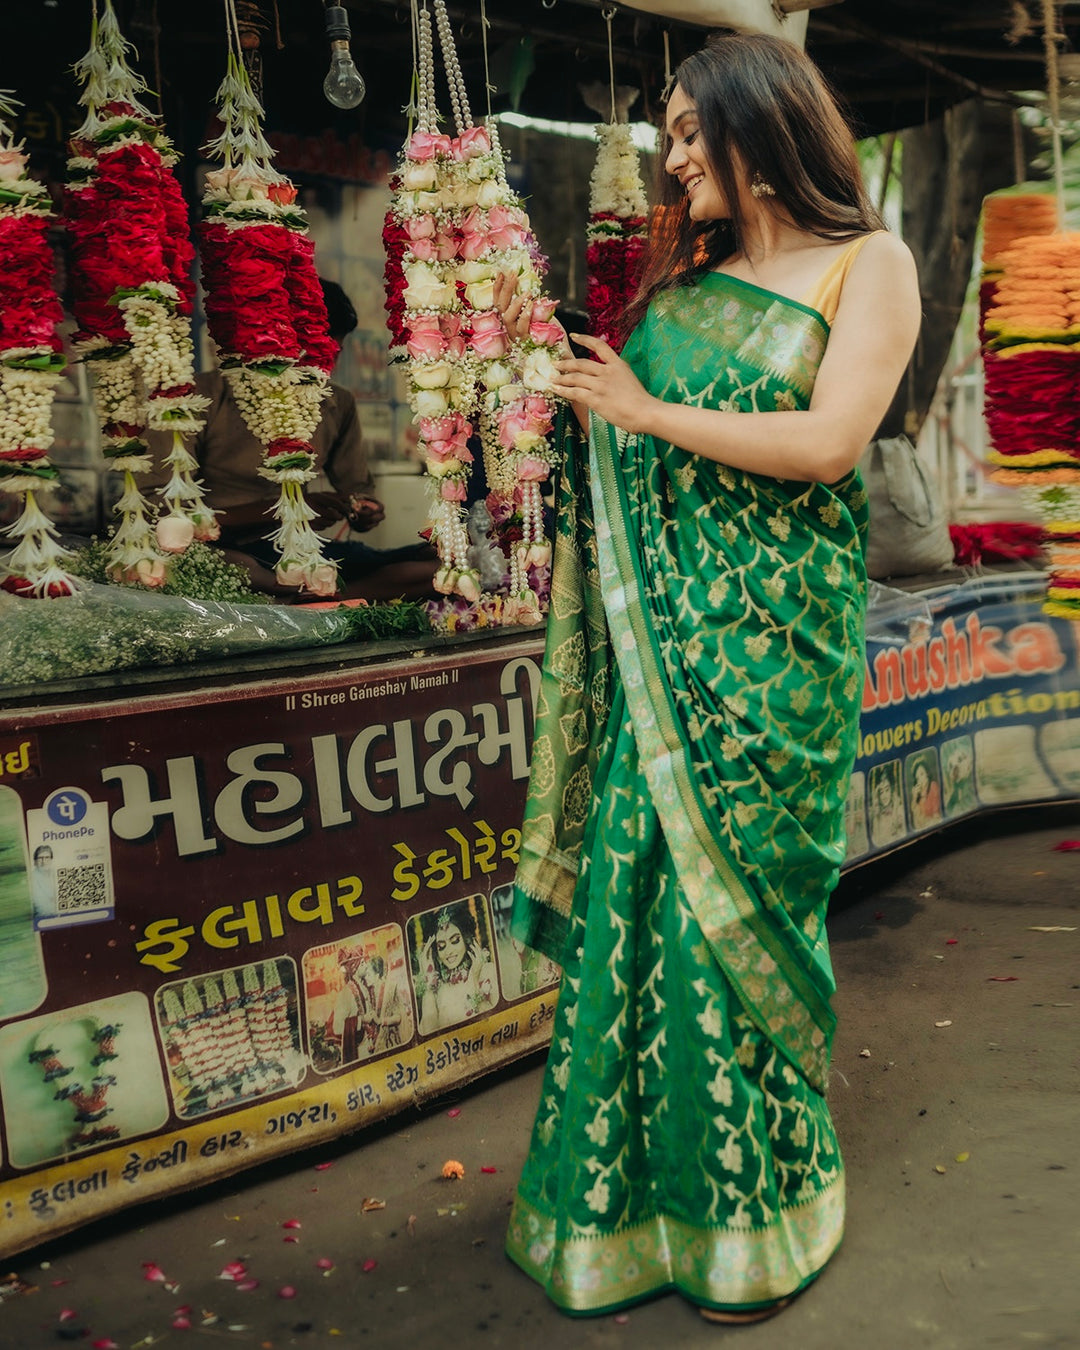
[
  {"x1": 0, "y1": 364, "x2": 61, "y2": 453},
  {"x1": 588, "y1": 123, "x2": 650, "y2": 226}
]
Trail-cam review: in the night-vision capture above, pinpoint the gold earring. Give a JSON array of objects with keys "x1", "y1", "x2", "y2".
[{"x1": 750, "y1": 170, "x2": 776, "y2": 199}]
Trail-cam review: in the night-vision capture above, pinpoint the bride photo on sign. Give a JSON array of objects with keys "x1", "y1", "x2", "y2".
[{"x1": 409, "y1": 897, "x2": 499, "y2": 1036}]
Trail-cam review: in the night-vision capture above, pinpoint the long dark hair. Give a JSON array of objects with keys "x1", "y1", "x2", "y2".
[{"x1": 620, "y1": 33, "x2": 884, "y2": 340}]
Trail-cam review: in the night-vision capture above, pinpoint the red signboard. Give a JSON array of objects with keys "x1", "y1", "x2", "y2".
[{"x1": 0, "y1": 637, "x2": 552, "y2": 1255}]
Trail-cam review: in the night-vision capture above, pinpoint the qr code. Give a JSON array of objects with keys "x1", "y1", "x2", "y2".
[{"x1": 56, "y1": 863, "x2": 107, "y2": 913}]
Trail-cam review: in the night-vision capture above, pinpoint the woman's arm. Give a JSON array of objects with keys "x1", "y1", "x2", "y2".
[{"x1": 551, "y1": 232, "x2": 922, "y2": 484}]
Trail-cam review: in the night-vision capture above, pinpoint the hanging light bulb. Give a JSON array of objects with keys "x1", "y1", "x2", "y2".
[{"x1": 323, "y1": 5, "x2": 365, "y2": 109}]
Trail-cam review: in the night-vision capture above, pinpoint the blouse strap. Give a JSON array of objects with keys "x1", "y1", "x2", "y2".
[{"x1": 800, "y1": 231, "x2": 883, "y2": 326}]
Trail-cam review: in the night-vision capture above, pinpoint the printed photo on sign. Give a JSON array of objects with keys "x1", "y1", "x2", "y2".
[
  {"x1": 0, "y1": 992, "x2": 168, "y2": 1170},
  {"x1": 303, "y1": 924, "x2": 414, "y2": 1074},
  {"x1": 1039, "y1": 717, "x2": 1080, "y2": 795},
  {"x1": 868, "y1": 760, "x2": 907, "y2": 848},
  {"x1": 905, "y1": 749, "x2": 944, "y2": 832},
  {"x1": 154, "y1": 958, "x2": 305, "y2": 1120},
  {"x1": 488, "y1": 884, "x2": 560, "y2": 1001},
  {"x1": 941, "y1": 736, "x2": 978, "y2": 817},
  {"x1": 974, "y1": 725, "x2": 1058, "y2": 804},
  {"x1": 25, "y1": 786, "x2": 115, "y2": 931},
  {"x1": 406, "y1": 895, "x2": 499, "y2": 1037},
  {"x1": 0, "y1": 786, "x2": 47, "y2": 1022},
  {"x1": 843, "y1": 772, "x2": 869, "y2": 861}
]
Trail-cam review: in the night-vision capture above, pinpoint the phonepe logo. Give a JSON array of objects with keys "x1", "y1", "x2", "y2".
[{"x1": 45, "y1": 788, "x2": 90, "y2": 828}]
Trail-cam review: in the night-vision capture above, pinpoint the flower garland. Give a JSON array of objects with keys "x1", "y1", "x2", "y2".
[
  {"x1": 197, "y1": 8, "x2": 340, "y2": 599},
  {"x1": 585, "y1": 122, "x2": 648, "y2": 351},
  {"x1": 384, "y1": 0, "x2": 558, "y2": 624},
  {"x1": 65, "y1": 0, "x2": 213, "y2": 587},
  {"x1": 0, "y1": 91, "x2": 76, "y2": 599},
  {"x1": 979, "y1": 225, "x2": 1080, "y2": 616}
]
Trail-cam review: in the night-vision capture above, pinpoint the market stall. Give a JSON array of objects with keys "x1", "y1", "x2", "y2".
[{"x1": 2, "y1": 0, "x2": 1080, "y2": 1260}]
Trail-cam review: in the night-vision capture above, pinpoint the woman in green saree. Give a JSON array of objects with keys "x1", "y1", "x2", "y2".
[{"x1": 497, "y1": 34, "x2": 921, "y2": 1321}]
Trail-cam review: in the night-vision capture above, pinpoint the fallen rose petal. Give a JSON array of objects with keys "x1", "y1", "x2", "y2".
[
  {"x1": 314, "y1": 1162, "x2": 334, "y2": 1172},
  {"x1": 236, "y1": 1279, "x2": 260, "y2": 1292},
  {"x1": 362, "y1": 1259, "x2": 378, "y2": 1274},
  {"x1": 59, "y1": 1308, "x2": 78, "y2": 1321},
  {"x1": 316, "y1": 1259, "x2": 335, "y2": 1271},
  {"x1": 282, "y1": 1219, "x2": 302, "y2": 1229},
  {"x1": 174, "y1": 1305, "x2": 192, "y2": 1316},
  {"x1": 446, "y1": 1108, "x2": 461, "y2": 1118},
  {"x1": 278, "y1": 1285, "x2": 297, "y2": 1299},
  {"x1": 614, "y1": 1313, "x2": 630, "y2": 1325},
  {"x1": 284, "y1": 1236, "x2": 300, "y2": 1244},
  {"x1": 220, "y1": 1262, "x2": 247, "y2": 1281},
  {"x1": 945, "y1": 939, "x2": 958, "y2": 945},
  {"x1": 92, "y1": 1340, "x2": 119, "y2": 1350},
  {"x1": 480, "y1": 1166, "x2": 497, "y2": 1174},
  {"x1": 406, "y1": 1215, "x2": 417, "y2": 1236},
  {"x1": 50, "y1": 1279, "x2": 69, "y2": 1287},
  {"x1": 1052, "y1": 839, "x2": 1080, "y2": 851},
  {"x1": 142, "y1": 1262, "x2": 167, "y2": 1282},
  {"x1": 172, "y1": 1316, "x2": 191, "y2": 1330},
  {"x1": 988, "y1": 976, "x2": 1019, "y2": 981}
]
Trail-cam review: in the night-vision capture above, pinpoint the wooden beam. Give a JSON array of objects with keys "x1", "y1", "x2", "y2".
[{"x1": 777, "y1": 0, "x2": 843, "y2": 11}]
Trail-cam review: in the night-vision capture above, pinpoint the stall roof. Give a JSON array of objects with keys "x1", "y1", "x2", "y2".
[{"x1": 5, "y1": 1, "x2": 1079, "y2": 150}]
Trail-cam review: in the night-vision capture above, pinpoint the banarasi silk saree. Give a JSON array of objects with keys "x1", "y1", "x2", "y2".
[{"x1": 506, "y1": 272, "x2": 870, "y2": 1316}]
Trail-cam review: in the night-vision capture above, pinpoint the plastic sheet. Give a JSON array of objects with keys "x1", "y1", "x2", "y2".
[{"x1": 0, "y1": 582, "x2": 430, "y2": 689}]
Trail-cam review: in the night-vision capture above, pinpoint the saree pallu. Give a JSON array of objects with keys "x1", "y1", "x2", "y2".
[{"x1": 507, "y1": 275, "x2": 868, "y2": 1315}]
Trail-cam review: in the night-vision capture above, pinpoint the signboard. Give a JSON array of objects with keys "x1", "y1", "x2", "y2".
[
  {"x1": 0, "y1": 637, "x2": 554, "y2": 1255},
  {"x1": 846, "y1": 573, "x2": 1080, "y2": 863}
]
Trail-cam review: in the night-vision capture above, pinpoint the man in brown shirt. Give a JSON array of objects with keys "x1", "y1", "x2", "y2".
[{"x1": 150, "y1": 281, "x2": 435, "y2": 601}]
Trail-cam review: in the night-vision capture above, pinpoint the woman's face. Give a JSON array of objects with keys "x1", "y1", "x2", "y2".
[
  {"x1": 436, "y1": 921, "x2": 466, "y2": 971},
  {"x1": 914, "y1": 764, "x2": 929, "y2": 790},
  {"x1": 664, "y1": 85, "x2": 729, "y2": 221}
]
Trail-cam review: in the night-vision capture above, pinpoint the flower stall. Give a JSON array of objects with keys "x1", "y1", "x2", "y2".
[{"x1": 2, "y1": 0, "x2": 1080, "y2": 1258}]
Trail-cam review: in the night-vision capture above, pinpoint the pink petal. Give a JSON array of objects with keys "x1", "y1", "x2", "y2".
[
  {"x1": 50, "y1": 1279, "x2": 69, "y2": 1287},
  {"x1": 614, "y1": 1313, "x2": 630, "y2": 1325},
  {"x1": 282, "y1": 1219, "x2": 302, "y2": 1229},
  {"x1": 278, "y1": 1285, "x2": 297, "y2": 1299},
  {"x1": 480, "y1": 1167, "x2": 497, "y2": 1174},
  {"x1": 314, "y1": 1163, "x2": 334, "y2": 1172},
  {"x1": 174, "y1": 1305, "x2": 193, "y2": 1315},
  {"x1": 142, "y1": 1262, "x2": 167, "y2": 1282},
  {"x1": 945, "y1": 939, "x2": 958, "y2": 945},
  {"x1": 92, "y1": 1341, "x2": 119, "y2": 1350},
  {"x1": 283, "y1": 1236, "x2": 300, "y2": 1244},
  {"x1": 219, "y1": 1262, "x2": 247, "y2": 1281},
  {"x1": 236, "y1": 1279, "x2": 260, "y2": 1292},
  {"x1": 446, "y1": 1108, "x2": 461, "y2": 1118},
  {"x1": 172, "y1": 1316, "x2": 192, "y2": 1330},
  {"x1": 59, "y1": 1308, "x2": 78, "y2": 1321},
  {"x1": 1052, "y1": 839, "x2": 1080, "y2": 851},
  {"x1": 316, "y1": 1258, "x2": 335, "y2": 1271},
  {"x1": 362, "y1": 1259, "x2": 378, "y2": 1274}
]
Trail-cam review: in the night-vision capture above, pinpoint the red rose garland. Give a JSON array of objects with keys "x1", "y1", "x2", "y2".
[
  {"x1": 197, "y1": 45, "x2": 339, "y2": 597},
  {"x1": 585, "y1": 123, "x2": 649, "y2": 351},
  {"x1": 0, "y1": 91, "x2": 75, "y2": 599},
  {"x1": 65, "y1": 2, "x2": 213, "y2": 585}
]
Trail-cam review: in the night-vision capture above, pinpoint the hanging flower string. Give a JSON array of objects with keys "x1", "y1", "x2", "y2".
[
  {"x1": 0, "y1": 91, "x2": 76, "y2": 598},
  {"x1": 384, "y1": 0, "x2": 558, "y2": 623},
  {"x1": 64, "y1": 0, "x2": 213, "y2": 586},
  {"x1": 197, "y1": 5, "x2": 340, "y2": 599},
  {"x1": 585, "y1": 121, "x2": 648, "y2": 351}
]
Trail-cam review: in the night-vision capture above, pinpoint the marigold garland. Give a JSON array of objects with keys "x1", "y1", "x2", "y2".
[
  {"x1": 383, "y1": 0, "x2": 559, "y2": 623},
  {"x1": 979, "y1": 211, "x2": 1080, "y2": 615},
  {"x1": 0, "y1": 91, "x2": 77, "y2": 599},
  {"x1": 197, "y1": 40, "x2": 339, "y2": 598},
  {"x1": 65, "y1": 1, "x2": 213, "y2": 588},
  {"x1": 585, "y1": 123, "x2": 648, "y2": 351}
]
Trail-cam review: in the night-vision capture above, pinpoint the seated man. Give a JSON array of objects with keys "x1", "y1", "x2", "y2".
[{"x1": 150, "y1": 280, "x2": 435, "y2": 602}]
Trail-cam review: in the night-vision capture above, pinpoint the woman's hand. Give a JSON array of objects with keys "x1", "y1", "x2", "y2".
[
  {"x1": 551, "y1": 333, "x2": 656, "y2": 433},
  {"x1": 492, "y1": 271, "x2": 573, "y2": 357}
]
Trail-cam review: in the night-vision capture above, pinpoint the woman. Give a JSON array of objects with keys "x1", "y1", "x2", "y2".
[
  {"x1": 496, "y1": 33, "x2": 921, "y2": 1321},
  {"x1": 416, "y1": 903, "x2": 498, "y2": 1035}
]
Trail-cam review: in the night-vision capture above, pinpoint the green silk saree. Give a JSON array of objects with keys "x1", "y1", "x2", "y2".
[{"x1": 507, "y1": 274, "x2": 868, "y2": 1315}]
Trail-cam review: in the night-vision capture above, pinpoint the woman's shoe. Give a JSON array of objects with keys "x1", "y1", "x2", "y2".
[{"x1": 699, "y1": 1297, "x2": 792, "y2": 1324}]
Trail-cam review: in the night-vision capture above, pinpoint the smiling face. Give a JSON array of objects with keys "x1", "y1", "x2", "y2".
[
  {"x1": 664, "y1": 84, "x2": 732, "y2": 222},
  {"x1": 436, "y1": 921, "x2": 467, "y2": 971}
]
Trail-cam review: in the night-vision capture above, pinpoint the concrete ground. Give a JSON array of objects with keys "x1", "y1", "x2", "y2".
[{"x1": 1, "y1": 806, "x2": 1077, "y2": 1350}]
